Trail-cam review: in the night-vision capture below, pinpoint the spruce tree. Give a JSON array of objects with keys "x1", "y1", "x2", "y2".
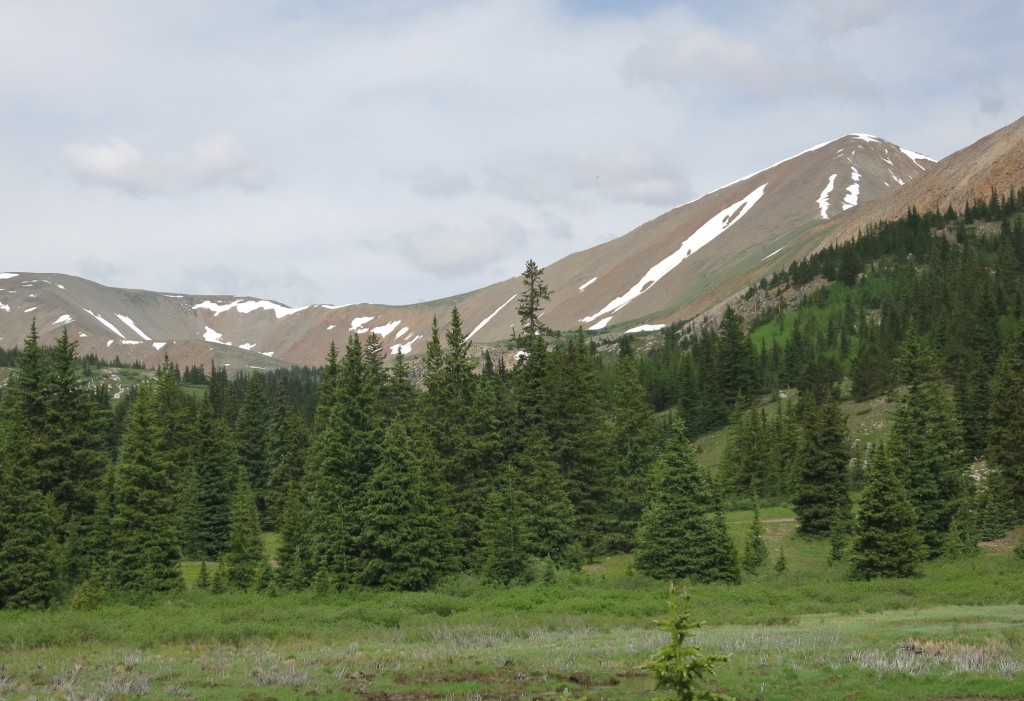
[
  {"x1": 478, "y1": 466, "x2": 531, "y2": 585},
  {"x1": 105, "y1": 386, "x2": 183, "y2": 592},
  {"x1": 793, "y1": 396, "x2": 851, "y2": 536},
  {"x1": 888, "y1": 333, "x2": 970, "y2": 555},
  {"x1": 358, "y1": 421, "x2": 453, "y2": 591},
  {"x1": 848, "y1": 445, "x2": 925, "y2": 580},
  {"x1": 976, "y1": 469, "x2": 1017, "y2": 541},
  {"x1": 516, "y1": 259, "x2": 553, "y2": 346},
  {"x1": 186, "y1": 397, "x2": 238, "y2": 559},
  {"x1": 0, "y1": 455, "x2": 60, "y2": 609},
  {"x1": 221, "y1": 467, "x2": 265, "y2": 590},
  {"x1": 634, "y1": 420, "x2": 739, "y2": 583},
  {"x1": 517, "y1": 426, "x2": 581, "y2": 568},
  {"x1": 274, "y1": 485, "x2": 311, "y2": 589},
  {"x1": 235, "y1": 373, "x2": 270, "y2": 522},
  {"x1": 988, "y1": 330, "x2": 1024, "y2": 519},
  {"x1": 741, "y1": 500, "x2": 769, "y2": 574},
  {"x1": 608, "y1": 355, "x2": 660, "y2": 549}
]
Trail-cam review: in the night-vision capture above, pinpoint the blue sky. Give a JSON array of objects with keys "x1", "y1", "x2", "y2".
[{"x1": 2, "y1": 0, "x2": 1021, "y2": 306}]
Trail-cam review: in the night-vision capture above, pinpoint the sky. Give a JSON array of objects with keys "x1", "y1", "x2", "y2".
[{"x1": 2, "y1": 0, "x2": 1022, "y2": 307}]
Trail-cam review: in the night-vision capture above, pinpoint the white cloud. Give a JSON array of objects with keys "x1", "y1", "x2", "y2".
[
  {"x1": 63, "y1": 134, "x2": 270, "y2": 195},
  {"x1": 0, "y1": 0, "x2": 1020, "y2": 308}
]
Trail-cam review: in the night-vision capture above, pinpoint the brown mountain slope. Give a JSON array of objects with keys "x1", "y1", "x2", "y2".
[{"x1": 7, "y1": 122, "x2": 996, "y2": 369}]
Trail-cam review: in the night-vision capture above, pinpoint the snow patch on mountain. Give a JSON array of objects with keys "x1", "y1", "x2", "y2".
[
  {"x1": 193, "y1": 299, "x2": 307, "y2": 318},
  {"x1": 394, "y1": 326, "x2": 409, "y2": 340},
  {"x1": 24, "y1": 307, "x2": 37, "y2": 313},
  {"x1": 239, "y1": 342, "x2": 256, "y2": 350},
  {"x1": 0, "y1": 304, "x2": 10, "y2": 312},
  {"x1": 581, "y1": 183, "x2": 768, "y2": 323},
  {"x1": 153, "y1": 342, "x2": 166, "y2": 350},
  {"x1": 843, "y1": 166, "x2": 861, "y2": 210},
  {"x1": 53, "y1": 314, "x2": 73, "y2": 325},
  {"x1": 626, "y1": 324, "x2": 665, "y2": 333},
  {"x1": 203, "y1": 326, "x2": 230, "y2": 345},
  {"x1": 0, "y1": 273, "x2": 18, "y2": 280},
  {"x1": 84, "y1": 309, "x2": 126, "y2": 339},
  {"x1": 468, "y1": 295, "x2": 517, "y2": 340},
  {"x1": 370, "y1": 319, "x2": 403, "y2": 338},
  {"x1": 817, "y1": 174, "x2": 837, "y2": 219},
  {"x1": 350, "y1": 316, "x2": 375, "y2": 332},
  {"x1": 390, "y1": 334, "x2": 423, "y2": 356},
  {"x1": 579, "y1": 277, "x2": 597, "y2": 292},
  {"x1": 901, "y1": 147, "x2": 935, "y2": 169},
  {"x1": 260, "y1": 351, "x2": 274, "y2": 357},
  {"x1": 761, "y1": 247, "x2": 784, "y2": 261},
  {"x1": 116, "y1": 314, "x2": 152, "y2": 341},
  {"x1": 588, "y1": 317, "x2": 612, "y2": 331}
]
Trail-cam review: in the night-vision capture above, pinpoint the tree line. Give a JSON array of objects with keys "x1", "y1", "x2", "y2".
[{"x1": 3, "y1": 188, "x2": 1024, "y2": 607}]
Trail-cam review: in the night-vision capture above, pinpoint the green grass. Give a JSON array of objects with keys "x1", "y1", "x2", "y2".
[{"x1": 2, "y1": 525, "x2": 1022, "y2": 699}]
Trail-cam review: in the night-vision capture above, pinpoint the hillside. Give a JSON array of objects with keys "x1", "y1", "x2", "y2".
[{"x1": 4, "y1": 116, "x2": 1023, "y2": 370}]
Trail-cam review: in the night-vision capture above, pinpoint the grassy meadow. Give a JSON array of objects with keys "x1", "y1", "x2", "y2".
[{"x1": 1, "y1": 513, "x2": 1023, "y2": 700}]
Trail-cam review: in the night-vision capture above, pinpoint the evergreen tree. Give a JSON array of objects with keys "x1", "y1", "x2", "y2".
[
  {"x1": 888, "y1": 333, "x2": 970, "y2": 555},
  {"x1": 516, "y1": 426, "x2": 581, "y2": 568},
  {"x1": 221, "y1": 467, "x2": 265, "y2": 590},
  {"x1": 793, "y1": 396, "x2": 851, "y2": 536},
  {"x1": 185, "y1": 397, "x2": 239, "y2": 559},
  {"x1": 774, "y1": 546, "x2": 787, "y2": 573},
  {"x1": 478, "y1": 466, "x2": 531, "y2": 585},
  {"x1": 848, "y1": 445, "x2": 925, "y2": 580},
  {"x1": 0, "y1": 453, "x2": 60, "y2": 609},
  {"x1": 987, "y1": 330, "x2": 1024, "y2": 518},
  {"x1": 634, "y1": 420, "x2": 739, "y2": 583},
  {"x1": 741, "y1": 500, "x2": 769, "y2": 574},
  {"x1": 537, "y1": 332, "x2": 611, "y2": 557},
  {"x1": 516, "y1": 259, "x2": 553, "y2": 346},
  {"x1": 105, "y1": 387, "x2": 183, "y2": 592},
  {"x1": 264, "y1": 381, "x2": 308, "y2": 529},
  {"x1": 358, "y1": 421, "x2": 453, "y2": 590},
  {"x1": 976, "y1": 469, "x2": 1017, "y2": 541},
  {"x1": 275, "y1": 485, "x2": 312, "y2": 590},
  {"x1": 235, "y1": 373, "x2": 269, "y2": 522}
]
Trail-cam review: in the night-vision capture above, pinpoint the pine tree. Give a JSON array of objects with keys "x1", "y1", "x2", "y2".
[
  {"x1": 186, "y1": 397, "x2": 239, "y2": 559},
  {"x1": 105, "y1": 387, "x2": 183, "y2": 592},
  {"x1": 635, "y1": 420, "x2": 740, "y2": 583},
  {"x1": 516, "y1": 259, "x2": 553, "y2": 346},
  {"x1": 793, "y1": 396, "x2": 851, "y2": 536},
  {"x1": 642, "y1": 583, "x2": 735, "y2": 701},
  {"x1": 221, "y1": 467, "x2": 265, "y2": 590},
  {"x1": 848, "y1": 445, "x2": 925, "y2": 580},
  {"x1": 358, "y1": 421, "x2": 453, "y2": 591},
  {"x1": 235, "y1": 373, "x2": 270, "y2": 522},
  {"x1": 976, "y1": 469, "x2": 1017, "y2": 540},
  {"x1": 0, "y1": 455, "x2": 60, "y2": 609},
  {"x1": 264, "y1": 381, "x2": 308, "y2": 529},
  {"x1": 888, "y1": 333, "x2": 970, "y2": 555},
  {"x1": 741, "y1": 500, "x2": 769, "y2": 574},
  {"x1": 608, "y1": 355, "x2": 661, "y2": 550},
  {"x1": 774, "y1": 546, "x2": 787, "y2": 573},
  {"x1": 275, "y1": 485, "x2": 312, "y2": 590},
  {"x1": 517, "y1": 426, "x2": 581, "y2": 568},
  {"x1": 988, "y1": 330, "x2": 1024, "y2": 519},
  {"x1": 478, "y1": 467, "x2": 531, "y2": 585}
]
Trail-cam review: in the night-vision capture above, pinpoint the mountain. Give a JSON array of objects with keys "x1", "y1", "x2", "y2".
[{"x1": 3, "y1": 118, "x2": 1022, "y2": 369}]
